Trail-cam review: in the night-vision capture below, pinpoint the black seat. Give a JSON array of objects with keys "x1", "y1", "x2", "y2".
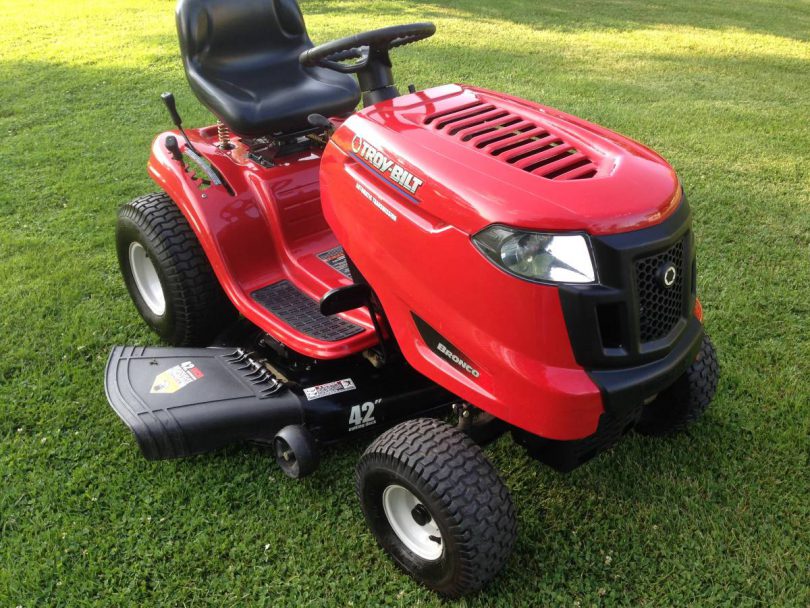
[{"x1": 176, "y1": 0, "x2": 360, "y2": 136}]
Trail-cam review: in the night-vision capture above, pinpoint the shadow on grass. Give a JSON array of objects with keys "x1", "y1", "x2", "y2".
[{"x1": 306, "y1": 0, "x2": 810, "y2": 42}]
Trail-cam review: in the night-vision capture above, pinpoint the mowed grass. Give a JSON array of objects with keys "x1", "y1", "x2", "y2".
[{"x1": 1, "y1": 0, "x2": 808, "y2": 605}]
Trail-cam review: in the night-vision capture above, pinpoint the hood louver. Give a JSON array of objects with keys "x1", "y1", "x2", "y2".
[{"x1": 424, "y1": 99, "x2": 599, "y2": 181}]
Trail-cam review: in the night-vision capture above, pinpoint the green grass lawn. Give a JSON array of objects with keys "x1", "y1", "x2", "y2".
[{"x1": 1, "y1": 0, "x2": 808, "y2": 605}]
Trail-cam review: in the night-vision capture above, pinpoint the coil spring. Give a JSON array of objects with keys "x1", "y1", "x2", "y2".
[{"x1": 217, "y1": 120, "x2": 233, "y2": 149}]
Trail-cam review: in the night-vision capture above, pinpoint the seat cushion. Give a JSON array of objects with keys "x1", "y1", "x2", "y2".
[{"x1": 177, "y1": 0, "x2": 360, "y2": 136}]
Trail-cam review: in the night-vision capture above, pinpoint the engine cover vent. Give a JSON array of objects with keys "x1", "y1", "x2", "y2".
[{"x1": 424, "y1": 99, "x2": 599, "y2": 180}]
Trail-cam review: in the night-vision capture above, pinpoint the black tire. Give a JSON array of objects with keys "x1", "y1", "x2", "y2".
[
  {"x1": 116, "y1": 192, "x2": 235, "y2": 346},
  {"x1": 356, "y1": 418, "x2": 516, "y2": 598},
  {"x1": 635, "y1": 333, "x2": 719, "y2": 436},
  {"x1": 273, "y1": 425, "x2": 319, "y2": 479}
]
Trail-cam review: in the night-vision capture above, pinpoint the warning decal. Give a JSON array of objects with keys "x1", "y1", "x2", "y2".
[
  {"x1": 303, "y1": 378, "x2": 356, "y2": 401},
  {"x1": 150, "y1": 361, "x2": 205, "y2": 394},
  {"x1": 317, "y1": 247, "x2": 353, "y2": 278}
]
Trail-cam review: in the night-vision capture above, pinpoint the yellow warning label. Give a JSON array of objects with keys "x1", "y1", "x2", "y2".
[{"x1": 150, "y1": 361, "x2": 204, "y2": 394}]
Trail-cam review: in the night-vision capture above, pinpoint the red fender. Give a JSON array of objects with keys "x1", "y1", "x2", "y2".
[{"x1": 147, "y1": 126, "x2": 378, "y2": 359}]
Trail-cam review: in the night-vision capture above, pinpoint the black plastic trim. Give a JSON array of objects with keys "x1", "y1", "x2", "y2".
[
  {"x1": 590, "y1": 316, "x2": 703, "y2": 415},
  {"x1": 412, "y1": 313, "x2": 482, "y2": 379},
  {"x1": 514, "y1": 316, "x2": 703, "y2": 472},
  {"x1": 558, "y1": 196, "x2": 696, "y2": 368},
  {"x1": 105, "y1": 345, "x2": 455, "y2": 461},
  {"x1": 514, "y1": 196, "x2": 705, "y2": 472},
  {"x1": 104, "y1": 346, "x2": 302, "y2": 460},
  {"x1": 513, "y1": 405, "x2": 641, "y2": 473}
]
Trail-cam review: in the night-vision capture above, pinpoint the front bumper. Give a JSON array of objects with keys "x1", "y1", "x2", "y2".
[
  {"x1": 590, "y1": 315, "x2": 703, "y2": 414},
  {"x1": 516, "y1": 198, "x2": 704, "y2": 472},
  {"x1": 515, "y1": 317, "x2": 703, "y2": 472}
]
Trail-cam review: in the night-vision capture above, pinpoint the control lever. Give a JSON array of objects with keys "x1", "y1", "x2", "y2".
[
  {"x1": 161, "y1": 92, "x2": 199, "y2": 154},
  {"x1": 160, "y1": 92, "x2": 231, "y2": 193},
  {"x1": 161, "y1": 92, "x2": 183, "y2": 128}
]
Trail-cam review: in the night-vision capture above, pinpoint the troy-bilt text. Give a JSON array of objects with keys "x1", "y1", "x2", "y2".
[{"x1": 351, "y1": 136, "x2": 424, "y2": 195}]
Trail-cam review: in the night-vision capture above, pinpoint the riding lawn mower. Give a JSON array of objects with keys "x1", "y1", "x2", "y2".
[{"x1": 106, "y1": 0, "x2": 719, "y2": 597}]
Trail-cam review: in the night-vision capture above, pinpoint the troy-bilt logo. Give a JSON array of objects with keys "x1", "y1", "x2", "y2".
[
  {"x1": 351, "y1": 135, "x2": 424, "y2": 195},
  {"x1": 437, "y1": 342, "x2": 481, "y2": 378}
]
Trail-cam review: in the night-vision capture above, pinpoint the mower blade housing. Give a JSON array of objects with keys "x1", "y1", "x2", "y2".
[{"x1": 104, "y1": 346, "x2": 301, "y2": 460}]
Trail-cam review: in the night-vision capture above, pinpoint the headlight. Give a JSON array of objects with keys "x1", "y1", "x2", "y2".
[{"x1": 473, "y1": 226, "x2": 596, "y2": 284}]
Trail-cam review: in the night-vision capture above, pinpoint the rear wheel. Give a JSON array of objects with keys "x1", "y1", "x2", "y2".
[
  {"x1": 116, "y1": 192, "x2": 236, "y2": 346},
  {"x1": 636, "y1": 333, "x2": 719, "y2": 436},
  {"x1": 356, "y1": 418, "x2": 516, "y2": 598}
]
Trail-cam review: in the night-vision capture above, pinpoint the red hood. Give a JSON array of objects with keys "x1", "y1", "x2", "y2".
[{"x1": 333, "y1": 84, "x2": 681, "y2": 235}]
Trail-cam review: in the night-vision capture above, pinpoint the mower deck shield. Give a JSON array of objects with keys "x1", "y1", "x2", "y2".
[{"x1": 104, "y1": 346, "x2": 301, "y2": 460}]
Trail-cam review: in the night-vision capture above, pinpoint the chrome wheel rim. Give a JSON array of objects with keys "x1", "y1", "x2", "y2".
[
  {"x1": 128, "y1": 241, "x2": 166, "y2": 316},
  {"x1": 382, "y1": 484, "x2": 443, "y2": 561}
]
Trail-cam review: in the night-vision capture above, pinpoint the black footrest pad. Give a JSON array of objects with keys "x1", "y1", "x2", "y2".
[{"x1": 251, "y1": 280, "x2": 363, "y2": 342}]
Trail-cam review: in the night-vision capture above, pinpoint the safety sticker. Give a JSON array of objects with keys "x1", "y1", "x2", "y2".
[
  {"x1": 303, "y1": 378, "x2": 356, "y2": 401},
  {"x1": 318, "y1": 246, "x2": 353, "y2": 278},
  {"x1": 150, "y1": 361, "x2": 205, "y2": 394}
]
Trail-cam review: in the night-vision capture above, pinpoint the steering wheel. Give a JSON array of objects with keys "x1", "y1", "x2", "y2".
[{"x1": 299, "y1": 23, "x2": 436, "y2": 74}]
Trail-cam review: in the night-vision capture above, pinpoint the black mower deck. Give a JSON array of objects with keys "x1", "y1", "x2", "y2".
[
  {"x1": 105, "y1": 346, "x2": 301, "y2": 460},
  {"x1": 105, "y1": 344, "x2": 455, "y2": 461}
]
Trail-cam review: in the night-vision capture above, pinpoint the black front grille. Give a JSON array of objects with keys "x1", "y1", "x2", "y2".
[
  {"x1": 558, "y1": 199, "x2": 695, "y2": 369},
  {"x1": 635, "y1": 239, "x2": 685, "y2": 342}
]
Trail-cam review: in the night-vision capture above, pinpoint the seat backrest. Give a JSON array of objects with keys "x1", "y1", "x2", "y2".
[
  {"x1": 176, "y1": 0, "x2": 311, "y2": 72},
  {"x1": 174, "y1": 0, "x2": 360, "y2": 135}
]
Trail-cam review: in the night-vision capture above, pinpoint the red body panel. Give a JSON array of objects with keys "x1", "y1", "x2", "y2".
[
  {"x1": 319, "y1": 85, "x2": 684, "y2": 440},
  {"x1": 319, "y1": 147, "x2": 604, "y2": 439},
  {"x1": 326, "y1": 84, "x2": 682, "y2": 237},
  {"x1": 147, "y1": 126, "x2": 378, "y2": 359}
]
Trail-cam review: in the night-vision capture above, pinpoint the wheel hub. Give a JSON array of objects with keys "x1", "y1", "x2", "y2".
[
  {"x1": 128, "y1": 241, "x2": 166, "y2": 316},
  {"x1": 411, "y1": 503, "x2": 431, "y2": 526},
  {"x1": 382, "y1": 484, "x2": 443, "y2": 561}
]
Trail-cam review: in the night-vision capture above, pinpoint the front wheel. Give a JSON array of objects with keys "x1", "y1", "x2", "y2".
[
  {"x1": 635, "y1": 332, "x2": 719, "y2": 436},
  {"x1": 356, "y1": 418, "x2": 516, "y2": 598}
]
